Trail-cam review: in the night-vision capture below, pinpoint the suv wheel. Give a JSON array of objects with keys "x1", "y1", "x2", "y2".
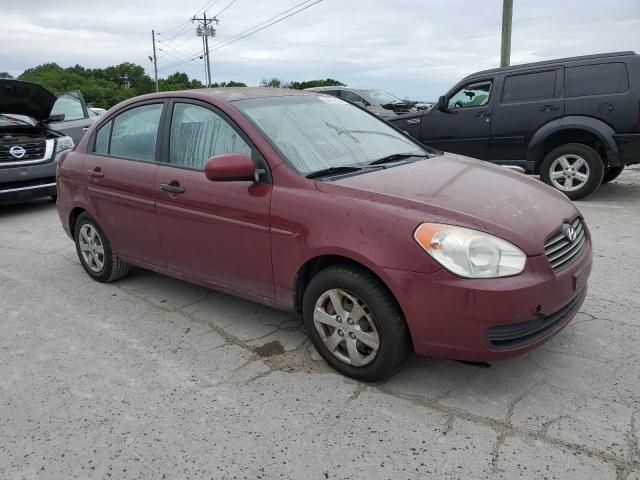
[
  {"x1": 302, "y1": 264, "x2": 411, "y2": 382},
  {"x1": 602, "y1": 166, "x2": 624, "y2": 184},
  {"x1": 540, "y1": 143, "x2": 604, "y2": 200},
  {"x1": 74, "y1": 213, "x2": 130, "y2": 282}
]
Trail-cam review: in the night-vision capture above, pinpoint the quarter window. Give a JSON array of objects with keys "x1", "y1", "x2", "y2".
[
  {"x1": 93, "y1": 120, "x2": 112, "y2": 154},
  {"x1": 110, "y1": 104, "x2": 163, "y2": 162},
  {"x1": 502, "y1": 70, "x2": 556, "y2": 103},
  {"x1": 566, "y1": 63, "x2": 629, "y2": 97},
  {"x1": 169, "y1": 103, "x2": 251, "y2": 170},
  {"x1": 448, "y1": 81, "x2": 492, "y2": 109}
]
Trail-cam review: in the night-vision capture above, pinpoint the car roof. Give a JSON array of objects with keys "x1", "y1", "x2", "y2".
[
  {"x1": 192, "y1": 87, "x2": 318, "y2": 101},
  {"x1": 465, "y1": 51, "x2": 638, "y2": 79},
  {"x1": 305, "y1": 86, "x2": 377, "y2": 92}
]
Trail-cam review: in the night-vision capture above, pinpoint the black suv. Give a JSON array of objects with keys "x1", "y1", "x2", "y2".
[{"x1": 390, "y1": 51, "x2": 640, "y2": 199}]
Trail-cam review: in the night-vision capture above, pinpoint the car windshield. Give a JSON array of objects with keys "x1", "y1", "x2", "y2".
[
  {"x1": 360, "y1": 89, "x2": 404, "y2": 105},
  {"x1": 234, "y1": 95, "x2": 430, "y2": 175},
  {"x1": 0, "y1": 114, "x2": 35, "y2": 127}
]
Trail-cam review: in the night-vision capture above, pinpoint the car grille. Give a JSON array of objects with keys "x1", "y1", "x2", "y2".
[
  {"x1": 486, "y1": 288, "x2": 586, "y2": 349},
  {"x1": 544, "y1": 217, "x2": 587, "y2": 272},
  {"x1": 0, "y1": 141, "x2": 47, "y2": 163}
]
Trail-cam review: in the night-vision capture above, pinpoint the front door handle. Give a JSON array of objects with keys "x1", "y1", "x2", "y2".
[
  {"x1": 541, "y1": 105, "x2": 560, "y2": 112},
  {"x1": 475, "y1": 111, "x2": 492, "y2": 118},
  {"x1": 87, "y1": 168, "x2": 104, "y2": 178},
  {"x1": 160, "y1": 183, "x2": 185, "y2": 194},
  {"x1": 82, "y1": 127, "x2": 90, "y2": 131}
]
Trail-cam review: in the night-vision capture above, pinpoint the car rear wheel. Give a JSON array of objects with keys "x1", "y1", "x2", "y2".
[
  {"x1": 540, "y1": 143, "x2": 604, "y2": 200},
  {"x1": 601, "y1": 166, "x2": 624, "y2": 184},
  {"x1": 74, "y1": 213, "x2": 130, "y2": 283},
  {"x1": 302, "y1": 264, "x2": 411, "y2": 381}
]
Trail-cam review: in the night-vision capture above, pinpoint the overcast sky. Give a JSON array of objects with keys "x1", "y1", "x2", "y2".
[{"x1": 2, "y1": 0, "x2": 638, "y2": 99}]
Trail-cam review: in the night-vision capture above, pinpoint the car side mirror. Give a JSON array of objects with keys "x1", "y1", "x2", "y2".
[
  {"x1": 45, "y1": 113, "x2": 65, "y2": 123},
  {"x1": 437, "y1": 95, "x2": 456, "y2": 115},
  {"x1": 204, "y1": 152, "x2": 259, "y2": 182}
]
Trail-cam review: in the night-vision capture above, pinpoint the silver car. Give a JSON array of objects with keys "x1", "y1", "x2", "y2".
[{"x1": 304, "y1": 86, "x2": 417, "y2": 119}]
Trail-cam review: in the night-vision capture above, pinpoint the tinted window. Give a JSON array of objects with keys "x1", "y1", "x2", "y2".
[
  {"x1": 502, "y1": 70, "x2": 556, "y2": 103},
  {"x1": 566, "y1": 63, "x2": 629, "y2": 97},
  {"x1": 93, "y1": 121, "x2": 112, "y2": 154},
  {"x1": 110, "y1": 104, "x2": 163, "y2": 162},
  {"x1": 448, "y1": 81, "x2": 492, "y2": 109},
  {"x1": 170, "y1": 103, "x2": 251, "y2": 169},
  {"x1": 52, "y1": 93, "x2": 86, "y2": 121},
  {"x1": 341, "y1": 90, "x2": 367, "y2": 105}
]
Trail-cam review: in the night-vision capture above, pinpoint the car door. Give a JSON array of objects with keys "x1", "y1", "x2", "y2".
[
  {"x1": 154, "y1": 100, "x2": 274, "y2": 299},
  {"x1": 50, "y1": 91, "x2": 96, "y2": 143},
  {"x1": 419, "y1": 79, "x2": 494, "y2": 159},
  {"x1": 490, "y1": 68, "x2": 564, "y2": 161},
  {"x1": 84, "y1": 101, "x2": 166, "y2": 267}
]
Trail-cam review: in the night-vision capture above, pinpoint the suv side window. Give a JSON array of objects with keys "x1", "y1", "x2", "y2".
[
  {"x1": 340, "y1": 90, "x2": 368, "y2": 106},
  {"x1": 502, "y1": 70, "x2": 556, "y2": 103},
  {"x1": 566, "y1": 62, "x2": 629, "y2": 97},
  {"x1": 110, "y1": 104, "x2": 163, "y2": 162},
  {"x1": 169, "y1": 103, "x2": 251, "y2": 170},
  {"x1": 448, "y1": 81, "x2": 492, "y2": 109},
  {"x1": 52, "y1": 93, "x2": 86, "y2": 121}
]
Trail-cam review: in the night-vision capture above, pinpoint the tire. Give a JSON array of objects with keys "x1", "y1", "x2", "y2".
[
  {"x1": 539, "y1": 143, "x2": 604, "y2": 200},
  {"x1": 302, "y1": 264, "x2": 411, "y2": 382},
  {"x1": 50, "y1": 195, "x2": 57, "y2": 203},
  {"x1": 601, "y1": 166, "x2": 624, "y2": 184},
  {"x1": 74, "y1": 213, "x2": 130, "y2": 283}
]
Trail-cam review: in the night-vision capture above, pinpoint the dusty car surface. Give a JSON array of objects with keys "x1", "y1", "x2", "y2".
[
  {"x1": 56, "y1": 88, "x2": 592, "y2": 381},
  {"x1": 0, "y1": 80, "x2": 75, "y2": 202}
]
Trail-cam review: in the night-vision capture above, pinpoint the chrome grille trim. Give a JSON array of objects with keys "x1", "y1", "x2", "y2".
[
  {"x1": 0, "y1": 139, "x2": 54, "y2": 166},
  {"x1": 544, "y1": 217, "x2": 587, "y2": 272}
]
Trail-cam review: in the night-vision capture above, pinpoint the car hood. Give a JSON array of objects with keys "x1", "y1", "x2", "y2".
[
  {"x1": 0, "y1": 80, "x2": 57, "y2": 121},
  {"x1": 315, "y1": 153, "x2": 580, "y2": 255}
]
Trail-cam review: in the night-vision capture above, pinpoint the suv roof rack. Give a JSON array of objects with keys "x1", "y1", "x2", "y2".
[{"x1": 466, "y1": 51, "x2": 637, "y2": 78}]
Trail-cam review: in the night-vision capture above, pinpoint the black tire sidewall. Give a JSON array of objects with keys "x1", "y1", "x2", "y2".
[
  {"x1": 540, "y1": 143, "x2": 604, "y2": 200},
  {"x1": 302, "y1": 266, "x2": 409, "y2": 382},
  {"x1": 74, "y1": 213, "x2": 115, "y2": 282},
  {"x1": 602, "y1": 166, "x2": 624, "y2": 184}
]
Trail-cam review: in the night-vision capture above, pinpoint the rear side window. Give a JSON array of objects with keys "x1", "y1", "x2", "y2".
[
  {"x1": 566, "y1": 63, "x2": 629, "y2": 97},
  {"x1": 502, "y1": 70, "x2": 556, "y2": 103},
  {"x1": 110, "y1": 104, "x2": 163, "y2": 162},
  {"x1": 169, "y1": 103, "x2": 251, "y2": 170},
  {"x1": 93, "y1": 121, "x2": 112, "y2": 154}
]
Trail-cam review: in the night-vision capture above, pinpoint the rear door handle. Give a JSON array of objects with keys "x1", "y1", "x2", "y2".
[
  {"x1": 541, "y1": 105, "x2": 560, "y2": 112},
  {"x1": 87, "y1": 168, "x2": 104, "y2": 178},
  {"x1": 160, "y1": 183, "x2": 185, "y2": 194}
]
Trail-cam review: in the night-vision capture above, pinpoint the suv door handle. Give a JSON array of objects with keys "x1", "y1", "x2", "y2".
[
  {"x1": 541, "y1": 105, "x2": 560, "y2": 112},
  {"x1": 82, "y1": 127, "x2": 90, "y2": 131},
  {"x1": 475, "y1": 111, "x2": 492, "y2": 118},
  {"x1": 160, "y1": 183, "x2": 185, "y2": 194},
  {"x1": 87, "y1": 168, "x2": 104, "y2": 178}
]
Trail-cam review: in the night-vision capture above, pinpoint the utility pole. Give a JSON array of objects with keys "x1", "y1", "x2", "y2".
[
  {"x1": 151, "y1": 29, "x2": 159, "y2": 92},
  {"x1": 500, "y1": 0, "x2": 513, "y2": 67},
  {"x1": 192, "y1": 13, "x2": 219, "y2": 87}
]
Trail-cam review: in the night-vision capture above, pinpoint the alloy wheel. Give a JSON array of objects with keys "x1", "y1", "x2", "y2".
[
  {"x1": 313, "y1": 288, "x2": 380, "y2": 367},
  {"x1": 78, "y1": 224, "x2": 105, "y2": 273},
  {"x1": 549, "y1": 154, "x2": 591, "y2": 192}
]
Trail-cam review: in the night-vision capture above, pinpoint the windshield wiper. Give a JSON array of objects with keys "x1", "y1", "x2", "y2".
[
  {"x1": 305, "y1": 165, "x2": 379, "y2": 179},
  {"x1": 367, "y1": 152, "x2": 431, "y2": 166}
]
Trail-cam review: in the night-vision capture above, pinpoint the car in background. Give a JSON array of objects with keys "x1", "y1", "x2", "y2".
[
  {"x1": 0, "y1": 80, "x2": 76, "y2": 202},
  {"x1": 305, "y1": 86, "x2": 417, "y2": 118},
  {"x1": 390, "y1": 51, "x2": 640, "y2": 199},
  {"x1": 57, "y1": 87, "x2": 591, "y2": 381},
  {"x1": 89, "y1": 107, "x2": 108, "y2": 116}
]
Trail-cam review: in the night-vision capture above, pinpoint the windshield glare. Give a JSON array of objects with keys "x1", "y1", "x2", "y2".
[
  {"x1": 235, "y1": 95, "x2": 426, "y2": 174},
  {"x1": 361, "y1": 90, "x2": 403, "y2": 105},
  {"x1": 0, "y1": 114, "x2": 36, "y2": 127}
]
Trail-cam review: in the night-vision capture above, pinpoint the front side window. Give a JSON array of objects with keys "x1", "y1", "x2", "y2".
[
  {"x1": 170, "y1": 103, "x2": 251, "y2": 170},
  {"x1": 52, "y1": 93, "x2": 86, "y2": 121},
  {"x1": 361, "y1": 89, "x2": 403, "y2": 106},
  {"x1": 340, "y1": 90, "x2": 368, "y2": 106},
  {"x1": 110, "y1": 104, "x2": 163, "y2": 162},
  {"x1": 235, "y1": 95, "x2": 429, "y2": 175},
  {"x1": 502, "y1": 70, "x2": 557, "y2": 103},
  {"x1": 448, "y1": 81, "x2": 492, "y2": 109}
]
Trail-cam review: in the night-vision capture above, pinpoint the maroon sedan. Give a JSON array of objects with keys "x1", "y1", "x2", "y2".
[{"x1": 56, "y1": 88, "x2": 592, "y2": 381}]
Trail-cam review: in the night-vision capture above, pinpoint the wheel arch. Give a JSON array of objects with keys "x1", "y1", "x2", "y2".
[
  {"x1": 68, "y1": 206, "x2": 87, "y2": 237},
  {"x1": 527, "y1": 116, "x2": 621, "y2": 170}
]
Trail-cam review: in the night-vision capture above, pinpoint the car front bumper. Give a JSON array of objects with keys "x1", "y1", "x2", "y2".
[
  {"x1": 383, "y1": 236, "x2": 592, "y2": 361},
  {"x1": 0, "y1": 157, "x2": 58, "y2": 202}
]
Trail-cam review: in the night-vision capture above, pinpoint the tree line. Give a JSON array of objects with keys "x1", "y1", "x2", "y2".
[{"x1": 0, "y1": 64, "x2": 344, "y2": 109}]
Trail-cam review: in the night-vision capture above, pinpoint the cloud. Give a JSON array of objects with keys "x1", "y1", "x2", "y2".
[{"x1": 1, "y1": 0, "x2": 638, "y2": 98}]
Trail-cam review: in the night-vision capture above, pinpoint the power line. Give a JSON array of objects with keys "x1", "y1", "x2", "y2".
[
  {"x1": 211, "y1": 0, "x2": 239, "y2": 18},
  {"x1": 157, "y1": 51, "x2": 204, "y2": 72},
  {"x1": 210, "y1": 0, "x2": 322, "y2": 51}
]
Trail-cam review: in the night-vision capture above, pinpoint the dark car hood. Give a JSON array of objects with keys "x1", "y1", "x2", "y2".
[
  {"x1": 0, "y1": 80, "x2": 57, "y2": 121},
  {"x1": 315, "y1": 153, "x2": 580, "y2": 255}
]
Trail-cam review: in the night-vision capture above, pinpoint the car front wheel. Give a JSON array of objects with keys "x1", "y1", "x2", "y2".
[
  {"x1": 302, "y1": 264, "x2": 411, "y2": 382},
  {"x1": 540, "y1": 143, "x2": 604, "y2": 200},
  {"x1": 74, "y1": 213, "x2": 130, "y2": 283}
]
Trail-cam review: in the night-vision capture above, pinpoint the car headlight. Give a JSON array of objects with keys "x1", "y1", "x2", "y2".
[
  {"x1": 414, "y1": 223, "x2": 526, "y2": 278},
  {"x1": 55, "y1": 136, "x2": 74, "y2": 154}
]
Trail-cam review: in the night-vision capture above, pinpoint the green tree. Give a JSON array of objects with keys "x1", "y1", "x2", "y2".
[
  {"x1": 260, "y1": 77, "x2": 285, "y2": 88},
  {"x1": 288, "y1": 78, "x2": 345, "y2": 90},
  {"x1": 0, "y1": 72, "x2": 13, "y2": 79}
]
